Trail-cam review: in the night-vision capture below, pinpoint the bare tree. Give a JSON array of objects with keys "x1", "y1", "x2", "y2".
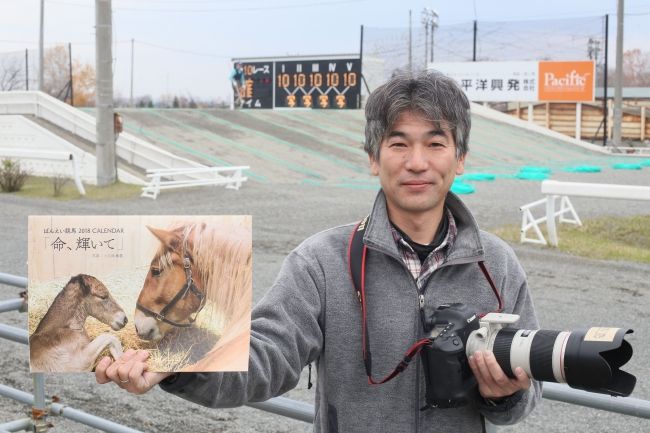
[{"x1": 0, "y1": 57, "x2": 24, "y2": 91}]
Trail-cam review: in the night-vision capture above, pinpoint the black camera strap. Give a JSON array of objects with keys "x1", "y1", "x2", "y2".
[{"x1": 347, "y1": 215, "x2": 503, "y2": 385}]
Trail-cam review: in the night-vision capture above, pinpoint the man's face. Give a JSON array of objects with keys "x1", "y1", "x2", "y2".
[{"x1": 369, "y1": 110, "x2": 465, "y2": 222}]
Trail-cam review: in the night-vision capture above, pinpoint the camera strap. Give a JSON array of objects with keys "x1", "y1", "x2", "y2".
[
  {"x1": 348, "y1": 216, "x2": 431, "y2": 384},
  {"x1": 347, "y1": 215, "x2": 503, "y2": 385}
]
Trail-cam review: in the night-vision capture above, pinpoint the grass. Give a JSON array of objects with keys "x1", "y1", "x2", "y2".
[
  {"x1": 491, "y1": 215, "x2": 650, "y2": 264},
  {"x1": 4, "y1": 176, "x2": 141, "y2": 201}
]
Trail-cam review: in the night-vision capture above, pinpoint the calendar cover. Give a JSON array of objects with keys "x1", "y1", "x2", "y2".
[{"x1": 27, "y1": 215, "x2": 252, "y2": 373}]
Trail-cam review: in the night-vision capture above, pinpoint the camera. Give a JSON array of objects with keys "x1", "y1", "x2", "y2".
[{"x1": 421, "y1": 303, "x2": 636, "y2": 409}]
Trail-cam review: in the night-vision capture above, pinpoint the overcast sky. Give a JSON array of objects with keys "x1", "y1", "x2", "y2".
[{"x1": 1, "y1": 0, "x2": 649, "y2": 102}]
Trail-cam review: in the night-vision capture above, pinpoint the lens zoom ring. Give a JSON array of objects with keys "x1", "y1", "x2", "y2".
[
  {"x1": 529, "y1": 330, "x2": 561, "y2": 382},
  {"x1": 493, "y1": 328, "x2": 518, "y2": 378}
]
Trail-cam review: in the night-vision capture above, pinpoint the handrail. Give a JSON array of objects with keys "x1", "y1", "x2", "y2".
[
  {"x1": 0, "y1": 91, "x2": 208, "y2": 176},
  {"x1": 2, "y1": 271, "x2": 649, "y2": 428}
]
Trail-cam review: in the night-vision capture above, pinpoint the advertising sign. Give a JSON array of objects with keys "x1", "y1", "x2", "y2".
[{"x1": 432, "y1": 60, "x2": 595, "y2": 102}]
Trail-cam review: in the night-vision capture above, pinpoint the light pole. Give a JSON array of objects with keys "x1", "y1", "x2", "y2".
[{"x1": 421, "y1": 8, "x2": 439, "y2": 67}]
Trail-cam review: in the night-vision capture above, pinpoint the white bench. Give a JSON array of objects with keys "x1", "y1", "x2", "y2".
[
  {"x1": 141, "y1": 166, "x2": 249, "y2": 199},
  {"x1": 520, "y1": 180, "x2": 650, "y2": 246},
  {"x1": 0, "y1": 148, "x2": 85, "y2": 195}
]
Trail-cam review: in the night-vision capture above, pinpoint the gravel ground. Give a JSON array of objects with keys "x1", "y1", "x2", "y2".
[{"x1": 1, "y1": 166, "x2": 649, "y2": 433}]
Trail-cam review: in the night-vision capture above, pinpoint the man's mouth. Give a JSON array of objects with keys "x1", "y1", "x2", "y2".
[{"x1": 402, "y1": 180, "x2": 432, "y2": 187}]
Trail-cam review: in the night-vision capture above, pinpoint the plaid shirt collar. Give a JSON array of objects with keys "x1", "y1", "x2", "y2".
[{"x1": 390, "y1": 208, "x2": 457, "y2": 290}]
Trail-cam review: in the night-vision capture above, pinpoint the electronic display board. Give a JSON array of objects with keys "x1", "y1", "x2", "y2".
[
  {"x1": 235, "y1": 56, "x2": 361, "y2": 109},
  {"x1": 274, "y1": 59, "x2": 361, "y2": 109},
  {"x1": 240, "y1": 61, "x2": 274, "y2": 109}
]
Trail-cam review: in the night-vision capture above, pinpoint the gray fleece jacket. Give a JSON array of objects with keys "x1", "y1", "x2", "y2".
[{"x1": 160, "y1": 191, "x2": 542, "y2": 432}]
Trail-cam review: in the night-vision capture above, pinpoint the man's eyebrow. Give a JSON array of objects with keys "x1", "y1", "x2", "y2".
[{"x1": 387, "y1": 129, "x2": 447, "y2": 138}]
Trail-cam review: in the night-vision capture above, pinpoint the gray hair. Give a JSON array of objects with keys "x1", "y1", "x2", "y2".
[{"x1": 364, "y1": 70, "x2": 471, "y2": 160}]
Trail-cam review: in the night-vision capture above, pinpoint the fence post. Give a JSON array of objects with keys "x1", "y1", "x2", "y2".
[{"x1": 576, "y1": 102, "x2": 582, "y2": 139}]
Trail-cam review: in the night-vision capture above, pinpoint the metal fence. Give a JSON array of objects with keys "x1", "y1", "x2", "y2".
[
  {"x1": 1, "y1": 271, "x2": 649, "y2": 432},
  {"x1": 361, "y1": 15, "x2": 606, "y2": 83}
]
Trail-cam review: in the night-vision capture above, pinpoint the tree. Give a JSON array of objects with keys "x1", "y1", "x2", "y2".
[
  {"x1": 599, "y1": 48, "x2": 650, "y2": 87},
  {"x1": 42, "y1": 45, "x2": 96, "y2": 106},
  {"x1": 0, "y1": 56, "x2": 24, "y2": 90},
  {"x1": 622, "y1": 49, "x2": 650, "y2": 87}
]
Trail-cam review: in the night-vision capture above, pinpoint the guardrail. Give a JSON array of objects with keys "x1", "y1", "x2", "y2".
[
  {"x1": 0, "y1": 91, "x2": 207, "y2": 178},
  {"x1": 520, "y1": 180, "x2": 650, "y2": 246},
  {"x1": 141, "y1": 166, "x2": 250, "y2": 199},
  {"x1": 2, "y1": 271, "x2": 649, "y2": 431},
  {"x1": 0, "y1": 148, "x2": 86, "y2": 195}
]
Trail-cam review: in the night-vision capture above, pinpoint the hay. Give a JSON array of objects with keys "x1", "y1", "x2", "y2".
[{"x1": 29, "y1": 269, "x2": 224, "y2": 372}]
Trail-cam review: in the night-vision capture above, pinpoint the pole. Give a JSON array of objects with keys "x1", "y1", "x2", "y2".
[
  {"x1": 424, "y1": 24, "x2": 429, "y2": 69},
  {"x1": 408, "y1": 10, "x2": 412, "y2": 73},
  {"x1": 95, "y1": 0, "x2": 116, "y2": 186},
  {"x1": 25, "y1": 49, "x2": 29, "y2": 90},
  {"x1": 359, "y1": 25, "x2": 363, "y2": 108},
  {"x1": 430, "y1": 21, "x2": 434, "y2": 63},
  {"x1": 603, "y1": 14, "x2": 609, "y2": 146},
  {"x1": 68, "y1": 42, "x2": 74, "y2": 106},
  {"x1": 612, "y1": 0, "x2": 624, "y2": 148},
  {"x1": 473, "y1": 20, "x2": 477, "y2": 61},
  {"x1": 130, "y1": 38, "x2": 134, "y2": 107},
  {"x1": 38, "y1": 0, "x2": 44, "y2": 91}
]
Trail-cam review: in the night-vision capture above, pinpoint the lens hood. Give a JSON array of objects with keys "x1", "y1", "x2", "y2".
[{"x1": 564, "y1": 328, "x2": 635, "y2": 397}]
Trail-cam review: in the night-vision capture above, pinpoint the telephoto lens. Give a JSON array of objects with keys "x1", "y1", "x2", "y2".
[{"x1": 465, "y1": 313, "x2": 636, "y2": 397}]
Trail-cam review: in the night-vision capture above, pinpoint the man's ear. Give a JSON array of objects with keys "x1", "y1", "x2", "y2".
[
  {"x1": 369, "y1": 154, "x2": 379, "y2": 176},
  {"x1": 455, "y1": 153, "x2": 466, "y2": 176}
]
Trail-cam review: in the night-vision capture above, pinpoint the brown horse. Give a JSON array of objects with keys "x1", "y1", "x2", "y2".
[
  {"x1": 134, "y1": 222, "x2": 252, "y2": 371},
  {"x1": 30, "y1": 274, "x2": 127, "y2": 373}
]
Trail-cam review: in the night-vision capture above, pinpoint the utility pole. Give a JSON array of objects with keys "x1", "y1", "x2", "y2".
[
  {"x1": 423, "y1": 15, "x2": 429, "y2": 69},
  {"x1": 603, "y1": 14, "x2": 609, "y2": 146},
  {"x1": 39, "y1": 0, "x2": 44, "y2": 91},
  {"x1": 431, "y1": 10, "x2": 438, "y2": 63},
  {"x1": 612, "y1": 0, "x2": 624, "y2": 148},
  {"x1": 95, "y1": 0, "x2": 116, "y2": 186},
  {"x1": 408, "y1": 10, "x2": 412, "y2": 73},
  {"x1": 130, "y1": 38, "x2": 134, "y2": 107},
  {"x1": 25, "y1": 49, "x2": 29, "y2": 90}
]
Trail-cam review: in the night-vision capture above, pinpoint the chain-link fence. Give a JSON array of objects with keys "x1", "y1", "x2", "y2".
[
  {"x1": 0, "y1": 48, "x2": 39, "y2": 92},
  {"x1": 362, "y1": 15, "x2": 607, "y2": 90}
]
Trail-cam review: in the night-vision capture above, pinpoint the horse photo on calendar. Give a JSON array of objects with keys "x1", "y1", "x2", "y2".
[{"x1": 27, "y1": 215, "x2": 252, "y2": 373}]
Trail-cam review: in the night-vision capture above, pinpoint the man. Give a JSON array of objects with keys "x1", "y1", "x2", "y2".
[
  {"x1": 229, "y1": 61, "x2": 246, "y2": 108},
  {"x1": 96, "y1": 71, "x2": 541, "y2": 432}
]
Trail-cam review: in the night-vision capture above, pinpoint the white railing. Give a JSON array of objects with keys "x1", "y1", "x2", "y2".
[
  {"x1": 520, "y1": 180, "x2": 650, "y2": 246},
  {"x1": 0, "y1": 91, "x2": 207, "y2": 178},
  {"x1": 0, "y1": 148, "x2": 86, "y2": 195},
  {"x1": 141, "y1": 166, "x2": 249, "y2": 199}
]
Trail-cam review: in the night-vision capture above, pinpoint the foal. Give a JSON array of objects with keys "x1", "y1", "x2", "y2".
[{"x1": 30, "y1": 274, "x2": 127, "y2": 372}]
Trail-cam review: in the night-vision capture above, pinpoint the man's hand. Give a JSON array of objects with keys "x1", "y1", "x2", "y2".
[
  {"x1": 469, "y1": 350, "x2": 530, "y2": 400},
  {"x1": 95, "y1": 349, "x2": 172, "y2": 395}
]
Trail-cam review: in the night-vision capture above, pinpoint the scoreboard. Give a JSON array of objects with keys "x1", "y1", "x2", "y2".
[
  {"x1": 237, "y1": 56, "x2": 361, "y2": 109},
  {"x1": 240, "y1": 62, "x2": 274, "y2": 109}
]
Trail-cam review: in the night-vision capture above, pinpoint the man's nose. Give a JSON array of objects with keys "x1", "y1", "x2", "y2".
[{"x1": 404, "y1": 145, "x2": 428, "y2": 171}]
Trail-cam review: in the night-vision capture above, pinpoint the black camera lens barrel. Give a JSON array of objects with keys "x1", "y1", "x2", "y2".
[{"x1": 493, "y1": 329, "x2": 572, "y2": 383}]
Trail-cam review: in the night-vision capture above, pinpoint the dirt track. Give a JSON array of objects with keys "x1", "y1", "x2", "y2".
[{"x1": 1, "y1": 121, "x2": 649, "y2": 432}]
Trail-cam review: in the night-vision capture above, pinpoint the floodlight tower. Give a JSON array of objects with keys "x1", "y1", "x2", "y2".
[{"x1": 421, "y1": 8, "x2": 439, "y2": 67}]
